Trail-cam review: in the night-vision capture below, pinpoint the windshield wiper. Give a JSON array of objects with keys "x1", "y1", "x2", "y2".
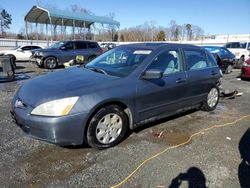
[{"x1": 85, "y1": 66, "x2": 108, "y2": 75}]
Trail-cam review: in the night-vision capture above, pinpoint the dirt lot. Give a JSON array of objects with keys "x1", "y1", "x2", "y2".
[{"x1": 0, "y1": 62, "x2": 250, "y2": 188}]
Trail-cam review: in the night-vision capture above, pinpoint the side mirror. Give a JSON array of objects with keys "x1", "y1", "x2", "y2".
[
  {"x1": 141, "y1": 69, "x2": 163, "y2": 80},
  {"x1": 60, "y1": 46, "x2": 67, "y2": 50}
]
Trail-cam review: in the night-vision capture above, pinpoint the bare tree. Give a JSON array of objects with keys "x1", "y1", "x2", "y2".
[
  {"x1": 186, "y1": 24, "x2": 192, "y2": 41},
  {"x1": 168, "y1": 20, "x2": 181, "y2": 41},
  {"x1": 192, "y1": 25, "x2": 204, "y2": 40}
]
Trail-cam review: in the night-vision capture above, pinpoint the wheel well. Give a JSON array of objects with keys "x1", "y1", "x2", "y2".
[
  {"x1": 83, "y1": 101, "x2": 133, "y2": 141},
  {"x1": 44, "y1": 56, "x2": 58, "y2": 61},
  {"x1": 88, "y1": 55, "x2": 96, "y2": 60},
  {"x1": 6, "y1": 54, "x2": 16, "y2": 59}
]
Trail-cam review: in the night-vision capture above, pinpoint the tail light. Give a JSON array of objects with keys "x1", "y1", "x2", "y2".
[{"x1": 99, "y1": 48, "x2": 103, "y2": 54}]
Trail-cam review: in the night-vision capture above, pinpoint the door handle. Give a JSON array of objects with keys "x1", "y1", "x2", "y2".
[{"x1": 176, "y1": 78, "x2": 186, "y2": 83}]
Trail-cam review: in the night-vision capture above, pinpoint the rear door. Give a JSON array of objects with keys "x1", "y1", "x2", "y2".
[
  {"x1": 183, "y1": 47, "x2": 220, "y2": 104},
  {"x1": 136, "y1": 48, "x2": 189, "y2": 122},
  {"x1": 74, "y1": 41, "x2": 91, "y2": 61}
]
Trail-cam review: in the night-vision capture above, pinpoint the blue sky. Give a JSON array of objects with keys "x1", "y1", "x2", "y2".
[{"x1": 0, "y1": 0, "x2": 249, "y2": 35}]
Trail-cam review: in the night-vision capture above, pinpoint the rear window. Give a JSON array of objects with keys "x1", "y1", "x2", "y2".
[
  {"x1": 184, "y1": 49, "x2": 209, "y2": 70},
  {"x1": 21, "y1": 46, "x2": 32, "y2": 51},
  {"x1": 88, "y1": 42, "x2": 98, "y2": 49},
  {"x1": 206, "y1": 52, "x2": 218, "y2": 67}
]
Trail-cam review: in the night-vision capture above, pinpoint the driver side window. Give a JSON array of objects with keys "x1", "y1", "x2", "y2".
[
  {"x1": 147, "y1": 49, "x2": 182, "y2": 76},
  {"x1": 64, "y1": 42, "x2": 74, "y2": 50},
  {"x1": 21, "y1": 46, "x2": 32, "y2": 51}
]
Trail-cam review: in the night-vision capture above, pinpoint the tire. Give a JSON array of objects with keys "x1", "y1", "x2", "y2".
[
  {"x1": 7, "y1": 54, "x2": 17, "y2": 68},
  {"x1": 7, "y1": 70, "x2": 14, "y2": 77},
  {"x1": 225, "y1": 65, "x2": 233, "y2": 74},
  {"x1": 86, "y1": 105, "x2": 128, "y2": 149},
  {"x1": 239, "y1": 56, "x2": 245, "y2": 68},
  {"x1": 201, "y1": 86, "x2": 219, "y2": 111},
  {"x1": 44, "y1": 57, "x2": 58, "y2": 69},
  {"x1": 88, "y1": 56, "x2": 96, "y2": 62}
]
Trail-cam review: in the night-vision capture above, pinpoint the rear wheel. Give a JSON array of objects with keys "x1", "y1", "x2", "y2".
[
  {"x1": 86, "y1": 105, "x2": 128, "y2": 149},
  {"x1": 201, "y1": 86, "x2": 219, "y2": 111},
  {"x1": 44, "y1": 57, "x2": 58, "y2": 69},
  {"x1": 88, "y1": 56, "x2": 96, "y2": 62}
]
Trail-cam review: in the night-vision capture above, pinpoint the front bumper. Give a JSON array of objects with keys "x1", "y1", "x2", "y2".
[
  {"x1": 11, "y1": 97, "x2": 88, "y2": 146},
  {"x1": 34, "y1": 57, "x2": 43, "y2": 66}
]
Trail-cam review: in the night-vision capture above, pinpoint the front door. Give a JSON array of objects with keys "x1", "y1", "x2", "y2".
[
  {"x1": 59, "y1": 41, "x2": 75, "y2": 63},
  {"x1": 136, "y1": 49, "x2": 188, "y2": 122}
]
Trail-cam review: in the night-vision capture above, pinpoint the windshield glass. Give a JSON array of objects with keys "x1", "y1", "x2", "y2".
[
  {"x1": 49, "y1": 41, "x2": 66, "y2": 49},
  {"x1": 86, "y1": 48, "x2": 151, "y2": 77}
]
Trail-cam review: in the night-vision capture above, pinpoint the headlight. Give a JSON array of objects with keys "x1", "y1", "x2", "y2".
[{"x1": 31, "y1": 97, "x2": 79, "y2": 117}]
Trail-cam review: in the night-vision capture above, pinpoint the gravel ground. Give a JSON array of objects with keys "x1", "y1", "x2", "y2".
[{"x1": 0, "y1": 62, "x2": 249, "y2": 188}]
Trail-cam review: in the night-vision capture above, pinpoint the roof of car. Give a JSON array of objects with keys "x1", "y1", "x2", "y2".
[
  {"x1": 203, "y1": 46, "x2": 224, "y2": 49},
  {"x1": 119, "y1": 42, "x2": 201, "y2": 50}
]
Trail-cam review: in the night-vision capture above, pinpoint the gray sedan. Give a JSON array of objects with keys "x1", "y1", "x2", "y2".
[{"x1": 11, "y1": 43, "x2": 221, "y2": 149}]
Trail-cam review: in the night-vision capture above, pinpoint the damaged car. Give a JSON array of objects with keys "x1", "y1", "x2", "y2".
[
  {"x1": 11, "y1": 43, "x2": 221, "y2": 149},
  {"x1": 203, "y1": 46, "x2": 236, "y2": 74}
]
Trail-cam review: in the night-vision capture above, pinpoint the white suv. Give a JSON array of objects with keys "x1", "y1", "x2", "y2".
[{"x1": 224, "y1": 42, "x2": 250, "y2": 67}]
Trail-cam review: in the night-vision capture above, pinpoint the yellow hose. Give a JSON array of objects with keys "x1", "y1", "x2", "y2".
[{"x1": 111, "y1": 114, "x2": 250, "y2": 188}]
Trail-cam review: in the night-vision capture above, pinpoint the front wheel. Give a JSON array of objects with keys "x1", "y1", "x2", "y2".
[
  {"x1": 86, "y1": 105, "x2": 128, "y2": 149},
  {"x1": 44, "y1": 57, "x2": 58, "y2": 69},
  {"x1": 201, "y1": 86, "x2": 219, "y2": 111}
]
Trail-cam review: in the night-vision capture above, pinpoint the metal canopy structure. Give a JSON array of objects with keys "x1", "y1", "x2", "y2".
[{"x1": 24, "y1": 6, "x2": 120, "y2": 45}]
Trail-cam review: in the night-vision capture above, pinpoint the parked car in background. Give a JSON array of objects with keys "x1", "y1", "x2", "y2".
[
  {"x1": 0, "y1": 45, "x2": 43, "y2": 61},
  {"x1": 100, "y1": 42, "x2": 116, "y2": 52},
  {"x1": 241, "y1": 58, "x2": 250, "y2": 79},
  {"x1": 11, "y1": 43, "x2": 221, "y2": 149},
  {"x1": 203, "y1": 46, "x2": 236, "y2": 74},
  {"x1": 33, "y1": 40, "x2": 103, "y2": 69},
  {"x1": 223, "y1": 42, "x2": 250, "y2": 68}
]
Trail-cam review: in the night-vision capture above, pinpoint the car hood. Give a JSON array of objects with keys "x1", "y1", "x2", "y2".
[{"x1": 17, "y1": 67, "x2": 118, "y2": 106}]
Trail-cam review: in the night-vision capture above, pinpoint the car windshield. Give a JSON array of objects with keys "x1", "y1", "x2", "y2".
[
  {"x1": 49, "y1": 41, "x2": 66, "y2": 49},
  {"x1": 85, "y1": 48, "x2": 151, "y2": 77}
]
